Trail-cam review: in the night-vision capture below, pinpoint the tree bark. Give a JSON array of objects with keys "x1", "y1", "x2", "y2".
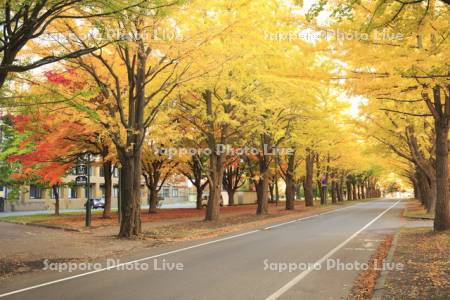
[
  {"x1": 205, "y1": 153, "x2": 224, "y2": 221},
  {"x1": 102, "y1": 160, "x2": 113, "y2": 218},
  {"x1": 284, "y1": 152, "x2": 296, "y2": 210},
  {"x1": 52, "y1": 185, "x2": 60, "y2": 216},
  {"x1": 118, "y1": 153, "x2": 142, "y2": 238},
  {"x1": 331, "y1": 180, "x2": 338, "y2": 204},
  {"x1": 196, "y1": 188, "x2": 204, "y2": 209},
  {"x1": 203, "y1": 90, "x2": 230, "y2": 221},
  {"x1": 417, "y1": 169, "x2": 432, "y2": 209},
  {"x1": 346, "y1": 180, "x2": 353, "y2": 201},
  {"x1": 304, "y1": 149, "x2": 314, "y2": 207},
  {"x1": 148, "y1": 186, "x2": 158, "y2": 213},
  {"x1": 275, "y1": 177, "x2": 280, "y2": 205},
  {"x1": 337, "y1": 176, "x2": 344, "y2": 202},
  {"x1": 285, "y1": 176, "x2": 295, "y2": 210},
  {"x1": 256, "y1": 169, "x2": 270, "y2": 215},
  {"x1": 227, "y1": 190, "x2": 235, "y2": 207},
  {"x1": 352, "y1": 182, "x2": 358, "y2": 200},
  {"x1": 434, "y1": 119, "x2": 450, "y2": 231},
  {"x1": 361, "y1": 182, "x2": 366, "y2": 199}
]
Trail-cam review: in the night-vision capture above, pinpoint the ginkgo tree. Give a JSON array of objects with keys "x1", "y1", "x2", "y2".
[{"x1": 314, "y1": 0, "x2": 450, "y2": 230}]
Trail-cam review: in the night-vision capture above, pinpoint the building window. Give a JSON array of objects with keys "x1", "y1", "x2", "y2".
[
  {"x1": 68, "y1": 187, "x2": 77, "y2": 199},
  {"x1": 0, "y1": 186, "x2": 3, "y2": 192},
  {"x1": 163, "y1": 187, "x2": 170, "y2": 198},
  {"x1": 113, "y1": 186, "x2": 119, "y2": 198},
  {"x1": 99, "y1": 167, "x2": 104, "y2": 177},
  {"x1": 100, "y1": 185, "x2": 105, "y2": 196},
  {"x1": 113, "y1": 168, "x2": 119, "y2": 178},
  {"x1": 172, "y1": 188, "x2": 178, "y2": 197},
  {"x1": 29, "y1": 185, "x2": 42, "y2": 199}
]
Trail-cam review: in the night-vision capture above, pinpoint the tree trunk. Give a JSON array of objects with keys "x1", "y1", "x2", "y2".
[
  {"x1": 429, "y1": 177, "x2": 437, "y2": 213},
  {"x1": 361, "y1": 182, "x2": 366, "y2": 199},
  {"x1": 205, "y1": 152, "x2": 224, "y2": 221},
  {"x1": 285, "y1": 176, "x2": 295, "y2": 210},
  {"x1": 284, "y1": 152, "x2": 296, "y2": 210},
  {"x1": 352, "y1": 183, "x2": 358, "y2": 200},
  {"x1": 320, "y1": 184, "x2": 327, "y2": 205},
  {"x1": 275, "y1": 177, "x2": 280, "y2": 205},
  {"x1": 337, "y1": 177, "x2": 344, "y2": 202},
  {"x1": 256, "y1": 170, "x2": 270, "y2": 215},
  {"x1": 304, "y1": 150, "x2": 314, "y2": 207},
  {"x1": 148, "y1": 187, "x2": 158, "y2": 213},
  {"x1": 196, "y1": 187, "x2": 204, "y2": 209},
  {"x1": 346, "y1": 181, "x2": 353, "y2": 201},
  {"x1": 118, "y1": 155, "x2": 142, "y2": 238},
  {"x1": 331, "y1": 181, "x2": 337, "y2": 204},
  {"x1": 194, "y1": 182, "x2": 207, "y2": 209},
  {"x1": 411, "y1": 176, "x2": 420, "y2": 200},
  {"x1": 53, "y1": 185, "x2": 60, "y2": 216},
  {"x1": 269, "y1": 182, "x2": 275, "y2": 203},
  {"x1": 434, "y1": 120, "x2": 450, "y2": 231},
  {"x1": 227, "y1": 190, "x2": 235, "y2": 206},
  {"x1": 417, "y1": 169, "x2": 432, "y2": 210},
  {"x1": 102, "y1": 160, "x2": 112, "y2": 218}
]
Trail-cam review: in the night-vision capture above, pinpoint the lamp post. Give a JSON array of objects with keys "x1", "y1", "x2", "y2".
[
  {"x1": 117, "y1": 166, "x2": 121, "y2": 224},
  {"x1": 85, "y1": 153, "x2": 91, "y2": 227}
]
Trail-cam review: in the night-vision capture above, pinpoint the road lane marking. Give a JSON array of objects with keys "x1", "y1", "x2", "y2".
[
  {"x1": 0, "y1": 229, "x2": 260, "y2": 298},
  {"x1": 264, "y1": 203, "x2": 357, "y2": 230},
  {"x1": 265, "y1": 199, "x2": 402, "y2": 300},
  {"x1": 264, "y1": 219, "x2": 302, "y2": 230}
]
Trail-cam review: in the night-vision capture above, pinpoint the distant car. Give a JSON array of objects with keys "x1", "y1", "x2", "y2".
[
  {"x1": 201, "y1": 195, "x2": 224, "y2": 208},
  {"x1": 84, "y1": 197, "x2": 105, "y2": 209}
]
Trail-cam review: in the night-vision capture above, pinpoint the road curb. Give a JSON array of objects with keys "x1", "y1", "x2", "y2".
[
  {"x1": 0, "y1": 219, "x2": 82, "y2": 232},
  {"x1": 371, "y1": 229, "x2": 401, "y2": 300}
]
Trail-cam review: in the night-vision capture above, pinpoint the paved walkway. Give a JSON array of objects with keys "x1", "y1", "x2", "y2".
[{"x1": 0, "y1": 202, "x2": 196, "y2": 217}]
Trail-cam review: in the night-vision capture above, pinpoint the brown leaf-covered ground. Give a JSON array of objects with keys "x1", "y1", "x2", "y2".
[
  {"x1": 348, "y1": 235, "x2": 394, "y2": 300},
  {"x1": 382, "y1": 227, "x2": 450, "y2": 299}
]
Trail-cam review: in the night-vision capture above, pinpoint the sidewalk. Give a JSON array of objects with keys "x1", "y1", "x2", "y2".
[{"x1": 0, "y1": 202, "x2": 196, "y2": 217}]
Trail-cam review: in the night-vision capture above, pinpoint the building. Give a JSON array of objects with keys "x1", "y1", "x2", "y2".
[{"x1": 2, "y1": 165, "x2": 192, "y2": 212}]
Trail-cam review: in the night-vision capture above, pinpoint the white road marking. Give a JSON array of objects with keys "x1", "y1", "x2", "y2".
[
  {"x1": 265, "y1": 199, "x2": 402, "y2": 300},
  {"x1": 344, "y1": 247, "x2": 375, "y2": 251},
  {"x1": 0, "y1": 230, "x2": 260, "y2": 298},
  {"x1": 264, "y1": 203, "x2": 358, "y2": 230}
]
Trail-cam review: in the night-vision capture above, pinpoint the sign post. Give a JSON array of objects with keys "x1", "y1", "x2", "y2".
[
  {"x1": 117, "y1": 167, "x2": 121, "y2": 224},
  {"x1": 85, "y1": 153, "x2": 91, "y2": 227},
  {"x1": 76, "y1": 154, "x2": 91, "y2": 227}
]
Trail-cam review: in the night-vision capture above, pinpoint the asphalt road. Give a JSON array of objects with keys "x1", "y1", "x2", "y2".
[{"x1": 0, "y1": 198, "x2": 405, "y2": 300}]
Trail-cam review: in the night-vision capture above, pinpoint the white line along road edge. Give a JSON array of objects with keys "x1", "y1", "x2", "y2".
[
  {"x1": 265, "y1": 199, "x2": 402, "y2": 300},
  {"x1": 0, "y1": 230, "x2": 260, "y2": 298}
]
